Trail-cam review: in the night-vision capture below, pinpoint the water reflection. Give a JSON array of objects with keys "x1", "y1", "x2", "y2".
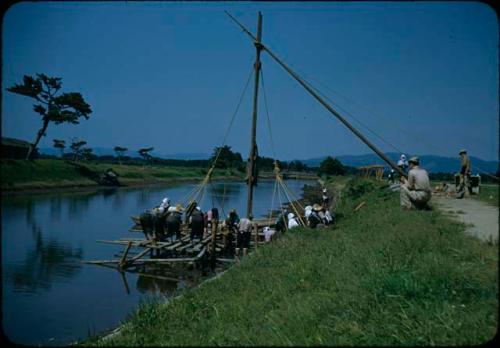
[
  {"x1": 136, "y1": 273, "x2": 178, "y2": 295},
  {"x1": 137, "y1": 188, "x2": 152, "y2": 206},
  {"x1": 2, "y1": 179, "x2": 310, "y2": 346},
  {"x1": 68, "y1": 193, "x2": 92, "y2": 219},
  {"x1": 6, "y1": 229, "x2": 83, "y2": 294},
  {"x1": 50, "y1": 196, "x2": 62, "y2": 221}
]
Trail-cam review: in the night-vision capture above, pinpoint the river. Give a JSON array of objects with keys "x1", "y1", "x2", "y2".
[{"x1": 1, "y1": 179, "x2": 311, "y2": 346}]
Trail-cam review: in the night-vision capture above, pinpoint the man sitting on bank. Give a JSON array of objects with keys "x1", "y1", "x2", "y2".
[{"x1": 400, "y1": 156, "x2": 432, "y2": 210}]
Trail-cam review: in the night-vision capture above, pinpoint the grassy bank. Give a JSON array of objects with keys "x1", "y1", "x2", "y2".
[
  {"x1": 474, "y1": 184, "x2": 499, "y2": 207},
  {"x1": 1, "y1": 159, "x2": 244, "y2": 192},
  {"x1": 86, "y1": 177, "x2": 497, "y2": 346}
]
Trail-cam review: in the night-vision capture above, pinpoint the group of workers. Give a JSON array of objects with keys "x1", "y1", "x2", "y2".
[
  {"x1": 138, "y1": 183, "x2": 336, "y2": 262},
  {"x1": 394, "y1": 149, "x2": 474, "y2": 210}
]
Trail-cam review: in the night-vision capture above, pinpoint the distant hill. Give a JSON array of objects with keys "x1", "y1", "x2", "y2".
[
  {"x1": 39, "y1": 147, "x2": 210, "y2": 160},
  {"x1": 300, "y1": 152, "x2": 499, "y2": 174}
]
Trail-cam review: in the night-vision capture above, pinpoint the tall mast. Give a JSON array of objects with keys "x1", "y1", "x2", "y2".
[
  {"x1": 225, "y1": 12, "x2": 406, "y2": 178},
  {"x1": 246, "y1": 11, "x2": 263, "y2": 218}
]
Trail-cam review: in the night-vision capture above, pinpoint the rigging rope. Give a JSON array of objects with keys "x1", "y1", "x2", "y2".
[
  {"x1": 260, "y1": 67, "x2": 278, "y2": 160},
  {"x1": 281, "y1": 60, "x2": 498, "y2": 180},
  {"x1": 182, "y1": 63, "x2": 255, "y2": 207}
]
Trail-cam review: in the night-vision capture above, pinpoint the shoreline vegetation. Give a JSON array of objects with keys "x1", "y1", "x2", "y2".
[
  {"x1": 0, "y1": 159, "x2": 239, "y2": 194},
  {"x1": 82, "y1": 177, "x2": 497, "y2": 346},
  {"x1": 1, "y1": 159, "x2": 318, "y2": 195}
]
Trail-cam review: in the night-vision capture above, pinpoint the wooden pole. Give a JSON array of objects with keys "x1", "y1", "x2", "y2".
[
  {"x1": 253, "y1": 222, "x2": 258, "y2": 250},
  {"x1": 118, "y1": 270, "x2": 130, "y2": 294},
  {"x1": 224, "y1": 12, "x2": 406, "y2": 178},
  {"x1": 119, "y1": 241, "x2": 133, "y2": 270},
  {"x1": 246, "y1": 11, "x2": 263, "y2": 218},
  {"x1": 210, "y1": 219, "x2": 218, "y2": 268}
]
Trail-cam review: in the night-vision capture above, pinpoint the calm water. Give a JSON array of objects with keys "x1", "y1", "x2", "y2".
[{"x1": 1, "y1": 179, "x2": 309, "y2": 346}]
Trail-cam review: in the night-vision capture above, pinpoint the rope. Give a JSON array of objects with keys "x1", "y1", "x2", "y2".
[
  {"x1": 283, "y1": 59, "x2": 498, "y2": 180},
  {"x1": 277, "y1": 175, "x2": 305, "y2": 226},
  {"x1": 267, "y1": 177, "x2": 279, "y2": 222},
  {"x1": 209, "y1": 181, "x2": 227, "y2": 218},
  {"x1": 181, "y1": 63, "x2": 254, "y2": 208},
  {"x1": 209, "y1": 64, "x2": 254, "y2": 171},
  {"x1": 260, "y1": 67, "x2": 277, "y2": 160},
  {"x1": 297, "y1": 73, "x2": 406, "y2": 155}
]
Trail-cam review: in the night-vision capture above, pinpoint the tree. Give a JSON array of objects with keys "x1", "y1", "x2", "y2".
[
  {"x1": 209, "y1": 145, "x2": 243, "y2": 169},
  {"x1": 114, "y1": 146, "x2": 128, "y2": 165},
  {"x1": 53, "y1": 139, "x2": 66, "y2": 158},
  {"x1": 318, "y1": 156, "x2": 346, "y2": 176},
  {"x1": 6, "y1": 74, "x2": 92, "y2": 160},
  {"x1": 81, "y1": 148, "x2": 95, "y2": 161},
  {"x1": 138, "y1": 147, "x2": 154, "y2": 165},
  {"x1": 288, "y1": 160, "x2": 308, "y2": 172},
  {"x1": 70, "y1": 139, "x2": 87, "y2": 162}
]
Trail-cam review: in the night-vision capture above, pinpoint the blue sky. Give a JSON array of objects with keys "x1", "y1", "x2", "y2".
[{"x1": 2, "y1": 1, "x2": 498, "y2": 161}]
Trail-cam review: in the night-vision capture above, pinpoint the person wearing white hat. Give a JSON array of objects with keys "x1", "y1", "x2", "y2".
[
  {"x1": 159, "y1": 197, "x2": 170, "y2": 210},
  {"x1": 304, "y1": 206, "x2": 313, "y2": 219},
  {"x1": 397, "y1": 154, "x2": 408, "y2": 175},
  {"x1": 457, "y1": 149, "x2": 472, "y2": 199},
  {"x1": 288, "y1": 213, "x2": 299, "y2": 229},
  {"x1": 321, "y1": 188, "x2": 329, "y2": 207},
  {"x1": 400, "y1": 156, "x2": 432, "y2": 210}
]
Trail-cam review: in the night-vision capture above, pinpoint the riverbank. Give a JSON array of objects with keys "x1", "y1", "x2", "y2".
[
  {"x1": 84, "y1": 177, "x2": 497, "y2": 346},
  {"x1": 1, "y1": 159, "x2": 244, "y2": 194}
]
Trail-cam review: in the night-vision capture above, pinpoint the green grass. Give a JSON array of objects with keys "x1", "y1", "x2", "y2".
[
  {"x1": 86, "y1": 177, "x2": 498, "y2": 346},
  {"x1": 1, "y1": 159, "x2": 243, "y2": 190},
  {"x1": 474, "y1": 185, "x2": 499, "y2": 207}
]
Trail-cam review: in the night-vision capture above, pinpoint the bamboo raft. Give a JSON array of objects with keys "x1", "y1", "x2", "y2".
[{"x1": 82, "y1": 218, "x2": 275, "y2": 270}]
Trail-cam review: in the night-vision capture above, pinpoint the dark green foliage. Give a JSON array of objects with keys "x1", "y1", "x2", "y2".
[
  {"x1": 209, "y1": 145, "x2": 243, "y2": 169},
  {"x1": 287, "y1": 159, "x2": 308, "y2": 171},
  {"x1": 138, "y1": 147, "x2": 154, "y2": 165},
  {"x1": 114, "y1": 146, "x2": 128, "y2": 164},
  {"x1": 138, "y1": 147, "x2": 154, "y2": 159},
  {"x1": 344, "y1": 177, "x2": 377, "y2": 199},
  {"x1": 6, "y1": 73, "x2": 91, "y2": 159},
  {"x1": 81, "y1": 148, "x2": 96, "y2": 161},
  {"x1": 70, "y1": 139, "x2": 87, "y2": 161},
  {"x1": 52, "y1": 139, "x2": 65, "y2": 157},
  {"x1": 318, "y1": 156, "x2": 346, "y2": 176}
]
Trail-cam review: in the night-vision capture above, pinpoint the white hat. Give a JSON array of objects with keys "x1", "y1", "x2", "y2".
[
  {"x1": 287, "y1": 213, "x2": 295, "y2": 219},
  {"x1": 305, "y1": 205, "x2": 312, "y2": 211},
  {"x1": 196, "y1": 206, "x2": 201, "y2": 211},
  {"x1": 401, "y1": 154, "x2": 406, "y2": 160},
  {"x1": 162, "y1": 197, "x2": 170, "y2": 204},
  {"x1": 322, "y1": 188, "x2": 327, "y2": 193}
]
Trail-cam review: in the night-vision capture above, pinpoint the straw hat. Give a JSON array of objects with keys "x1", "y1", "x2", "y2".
[
  {"x1": 313, "y1": 203, "x2": 322, "y2": 211},
  {"x1": 175, "y1": 204, "x2": 184, "y2": 212},
  {"x1": 408, "y1": 156, "x2": 420, "y2": 165}
]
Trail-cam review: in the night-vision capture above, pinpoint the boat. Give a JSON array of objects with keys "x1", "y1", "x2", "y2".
[{"x1": 84, "y1": 11, "x2": 408, "y2": 270}]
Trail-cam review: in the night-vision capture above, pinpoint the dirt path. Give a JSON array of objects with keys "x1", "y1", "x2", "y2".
[{"x1": 432, "y1": 194, "x2": 499, "y2": 243}]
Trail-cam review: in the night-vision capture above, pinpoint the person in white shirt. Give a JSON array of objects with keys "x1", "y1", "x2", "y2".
[{"x1": 287, "y1": 213, "x2": 299, "y2": 229}]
